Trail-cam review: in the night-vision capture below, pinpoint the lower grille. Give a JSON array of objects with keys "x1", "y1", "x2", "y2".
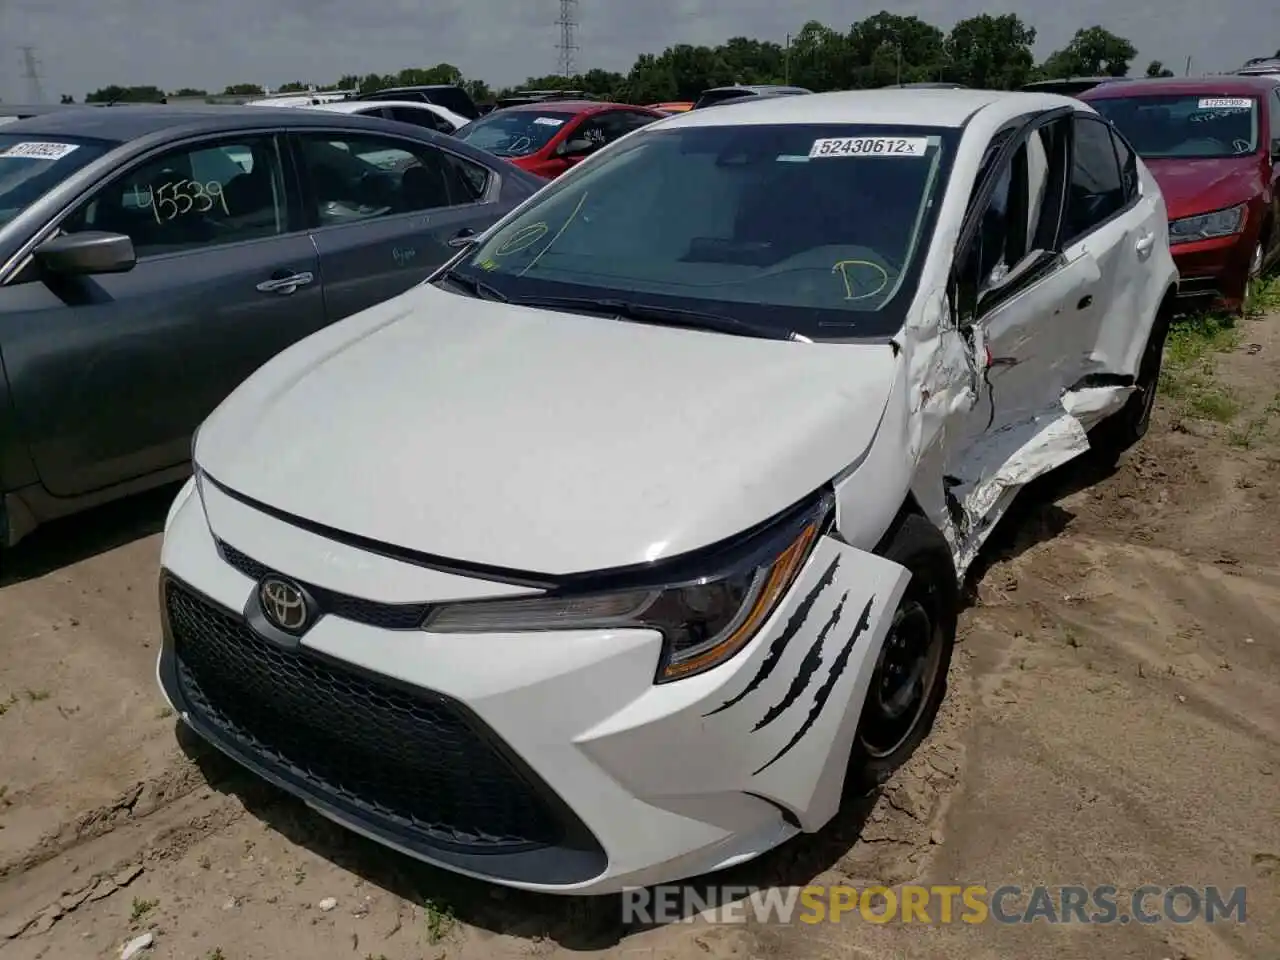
[
  {"x1": 1175, "y1": 276, "x2": 1220, "y2": 297},
  {"x1": 165, "y1": 578, "x2": 563, "y2": 851}
]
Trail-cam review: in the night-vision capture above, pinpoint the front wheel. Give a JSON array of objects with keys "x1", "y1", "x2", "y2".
[
  {"x1": 1243, "y1": 241, "x2": 1264, "y2": 308},
  {"x1": 848, "y1": 513, "x2": 958, "y2": 791}
]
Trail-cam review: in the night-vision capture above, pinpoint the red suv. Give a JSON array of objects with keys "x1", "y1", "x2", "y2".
[
  {"x1": 1083, "y1": 76, "x2": 1280, "y2": 312},
  {"x1": 453, "y1": 101, "x2": 666, "y2": 179}
]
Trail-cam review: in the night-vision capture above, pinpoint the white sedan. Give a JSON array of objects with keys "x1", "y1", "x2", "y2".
[
  {"x1": 303, "y1": 98, "x2": 469, "y2": 135},
  {"x1": 156, "y1": 89, "x2": 1176, "y2": 894}
]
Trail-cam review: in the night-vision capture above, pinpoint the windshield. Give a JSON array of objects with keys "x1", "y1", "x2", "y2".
[
  {"x1": 454, "y1": 110, "x2": 576, "y2": 157},
  {"x1": 1091, "y1": 94, "x2": 1260, "y2": 159},
  {"x1": 0, "y1": 134, "x2": 114, "y2": 228},
  {"x1": 446, "y1": 122, "x2": 957, "y2": 340}
]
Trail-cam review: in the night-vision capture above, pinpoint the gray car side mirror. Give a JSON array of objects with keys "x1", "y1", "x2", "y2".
[{"x1": 33, "y1": 231, "x2": 137, "y2": 276}]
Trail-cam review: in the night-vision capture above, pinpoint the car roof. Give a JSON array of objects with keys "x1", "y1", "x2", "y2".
[
  {"x1": 0, "y1": 102, "x2": 104, "y2": 116},
  {"x1": 309, "y1": 100, "x2": 449, "y2": 114},
  {"x1": 1081, "y1": 75, "x2": 1280, "y2": 99},
  {"x1": 0, "y1": 103, "x2": 450, "y2": 142},
  {"x1": 374, "y1": 84, "x2": 462, "y2": 92},
  {"x1": 661, "y1": 88, "x2": 1072, "y2": 129}
]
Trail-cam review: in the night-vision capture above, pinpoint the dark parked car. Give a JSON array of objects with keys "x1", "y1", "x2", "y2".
[
  {"x1": 0, "y1": 106, "x2": 542, "y2": 554},
  {"x1": 353, "y1": 84, "x2": 480, "y2": 120},
  {"x1": 690, "y1": 85, "x2": 813, "y2": 109},
  {"x1": 454, "y1": 100, "x2": 665, "y2": 179},
  {"x1": 493, "y1": 90, "x2": 600, "y2": 110},
  {"x1": 1020, "y1": 77, "x2": 1120, "y2": 96},
  {"x1": 1235, "y1": 56, "x2": 1280, "y2": 78}
]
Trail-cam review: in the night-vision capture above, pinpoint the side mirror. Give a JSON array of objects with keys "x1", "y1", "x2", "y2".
[
  {"x1": 33, "y1": 231, "x2": 136, "y2": 276},
  {"x1": 1272, "y1": 138, "x2": 1280, "y2": 161},
  {"x1": 559, "y1": 137, "x2": 596, "y2": 157}
]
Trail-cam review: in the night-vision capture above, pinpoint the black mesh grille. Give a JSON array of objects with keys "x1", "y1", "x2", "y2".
[
  {"x1": 166, "y1": 578, "x2": 563, "y2": 850},
  {"x1": 218, "y1": 540, "x2": 431, "y2": 630}
]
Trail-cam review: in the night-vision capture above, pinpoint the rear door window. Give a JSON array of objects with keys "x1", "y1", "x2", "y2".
[
  {"x1": 294, "y1": 133, "x2": 489, "y2": 227},
  {"x1": 1062, "y1": 115, "x2": 1126, "y2": 244}
]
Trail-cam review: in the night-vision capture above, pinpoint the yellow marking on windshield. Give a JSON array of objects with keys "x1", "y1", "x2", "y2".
[
  {"x1": 494, "y1": 222, "x2": 548, "y2": 256},
  {"x1": 518, "y1": 191, "x2": 588, "y2": 277},
  {"x1": 831, "y1": 259, "x2": 889, "y2": 301}
]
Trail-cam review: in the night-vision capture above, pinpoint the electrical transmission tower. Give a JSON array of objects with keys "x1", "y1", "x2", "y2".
[
  {"x1": 18, "y1": 45, "x2": 44, "y2": 103},
  {"x1": 555, "y1": 0, "x2": 579, "y2": 77}
]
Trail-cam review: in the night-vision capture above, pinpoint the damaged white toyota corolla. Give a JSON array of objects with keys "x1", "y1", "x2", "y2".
[{"x1": 157, "y1": 89, "x2": 1177, "y2": 893}]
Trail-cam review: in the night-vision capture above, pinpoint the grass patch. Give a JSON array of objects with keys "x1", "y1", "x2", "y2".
[
  {"x1": 130, "y1": 897, "x2": 158, "y2": 922},
  {"x1": 1160, "y1": 272, "x2": 1279, "y2": 431},
  {"x1": 1228, "y1": 392, "x2": 1280, "y2": 448},
  {"x1": 1187, "y1": 390, "x2": 1240, "y2": 422},
  {"x1": 1160, "y1": 310, "x2": 1242, "y2": 423},
  {"x1": 423, "y1": 897, "x2": 456, "y2": 944},
  {"x1": 1246, "y1": 273, "x2": 1280, "y2": 318}
]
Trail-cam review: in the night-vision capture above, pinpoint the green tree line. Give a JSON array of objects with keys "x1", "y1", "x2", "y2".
[{"x1": 76, "y1": 13, "x2": 1195, "y2": 106}]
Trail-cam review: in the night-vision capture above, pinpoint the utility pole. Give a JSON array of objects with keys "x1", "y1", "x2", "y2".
[
  {"x1": 555, "y1": 0, "x2": 579, "y2": 78},
  {"x1": 18, "y1": 45, "x2": 44, "y2": 103},
  {"x1": 784, "y1": 33, "x2": 791, "y2": 85},
  {"x1": 1184, "y1": 55, "x2": 1192, "y2": 76}
]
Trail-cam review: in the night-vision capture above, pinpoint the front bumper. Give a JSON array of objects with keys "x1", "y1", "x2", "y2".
[
  {"x1": 1170, "y1": 231, "x2": 1255, "y2": 309},
  {"x1": 156, "y1": 475, "x2": 909, "y2": 893}
]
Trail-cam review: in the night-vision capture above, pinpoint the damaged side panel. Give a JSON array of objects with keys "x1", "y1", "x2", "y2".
[{"x1": 886, "y1": 112, "x2": 1176, "y2": 582}]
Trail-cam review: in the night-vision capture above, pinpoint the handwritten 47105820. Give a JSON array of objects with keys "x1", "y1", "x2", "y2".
[{"x1": 133, "y1": 180, "x2": 230, "y2": 225}]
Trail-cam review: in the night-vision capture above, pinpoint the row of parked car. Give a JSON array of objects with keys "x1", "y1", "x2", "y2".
[
  {"x1": 0, "y1": 72, "x2": 1276, "y2": 898},
  {"x1": 305, "y1": 70, "x2": 1280, "y2": 312}
]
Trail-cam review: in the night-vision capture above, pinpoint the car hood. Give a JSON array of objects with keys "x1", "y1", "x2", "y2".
[
  {"x1": 1144, "y1": 156, "x2": 1264, "y2": 220},
  {"x1": 195, "y1": 283, "x2": 901, "y2": 576}
]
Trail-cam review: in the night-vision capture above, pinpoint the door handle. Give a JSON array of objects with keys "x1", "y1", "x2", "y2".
[
  {"x1": 447, "y1": 228, "x2": 475, "y2": 248},
  {"x1": 1135, "y1": 233, "x2": 1155, "y2": 255},
  {"x1": 256, "y1": 271, "x2": 314, "y2": 295}
]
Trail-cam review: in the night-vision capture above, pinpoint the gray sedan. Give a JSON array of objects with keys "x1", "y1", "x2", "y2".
[{"x1": 0, "y1": 106, "x2": 542, "y2": 554}]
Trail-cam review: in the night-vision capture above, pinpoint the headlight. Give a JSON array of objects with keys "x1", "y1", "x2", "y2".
[
  {"x1": 1168, "y1": 203, "x2": 1246, "y2": 244},
  {"x1": 422, "y1": 492, "x2": 833, "y2": 683}
]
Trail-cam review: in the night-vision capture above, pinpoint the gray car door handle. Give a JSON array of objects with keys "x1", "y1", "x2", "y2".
[{"x1": 256, "y1": 272, "x2": 314, "y2": 295}]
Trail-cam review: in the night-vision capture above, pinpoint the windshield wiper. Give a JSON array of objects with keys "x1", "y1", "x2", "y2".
[
  {"x1": 440, "y1": 269, "x2": 507, "y2": 302},
  {"x1": 506, "y1": 296, "x2": 795, "y2": 341}
]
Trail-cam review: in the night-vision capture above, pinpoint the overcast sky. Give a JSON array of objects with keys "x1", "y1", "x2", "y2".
[{"x1": 1, "y1": 0, "x2": 1273, "y2": 101}]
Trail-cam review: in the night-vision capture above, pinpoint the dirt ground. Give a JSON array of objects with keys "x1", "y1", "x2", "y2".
[{"x1": 2, "y1": 305, "x2": 1279, "y2": 960}]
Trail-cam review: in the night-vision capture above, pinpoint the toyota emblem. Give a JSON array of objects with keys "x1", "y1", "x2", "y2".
[{"x1": 259, "y1": 576, "x2": 309, "y2": 632}]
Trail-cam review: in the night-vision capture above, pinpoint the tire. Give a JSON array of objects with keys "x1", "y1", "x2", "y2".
[
  {"x1": 847, "y1": 512, "x2": 958, "y2": 791},
  {"x1": 1243, "y1": 240, "x2": 1265, "y2": 307},
  {"x1": 1089, "y1": 310, "x2": 1170, "y2": 460}
]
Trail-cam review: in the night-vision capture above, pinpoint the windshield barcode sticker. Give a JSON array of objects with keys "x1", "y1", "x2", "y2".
[
  {"x1": 0, "y1": 141, "x2": 80, "y2": 160},
  {"x1": 532, "y1": 117, "x2": 564, "y2": 126},
  {"x1": 809, "y1": 136, "x2": 929, "y2": 158},
  {"x1": 1197, "y1": 98, "x2": 1251, "y2": 110}
]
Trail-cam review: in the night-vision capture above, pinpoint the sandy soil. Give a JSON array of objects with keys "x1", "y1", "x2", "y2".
[{"x1": 2, "y1": 310, "x2": 1278, "y2": 960}]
